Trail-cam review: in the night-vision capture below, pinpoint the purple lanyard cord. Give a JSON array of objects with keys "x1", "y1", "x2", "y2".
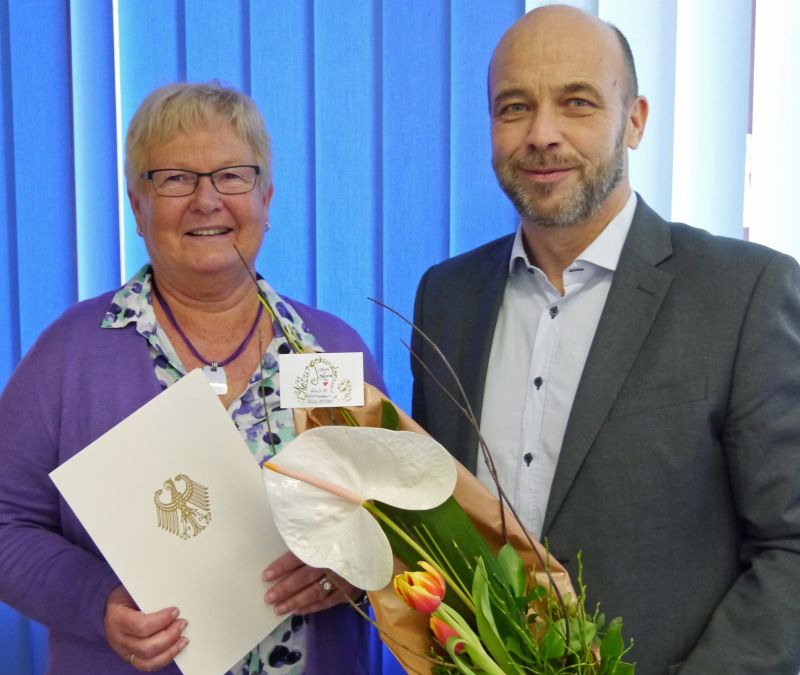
[{"x1": 152, "y1": 282, "x2": 263, "y2": 369}]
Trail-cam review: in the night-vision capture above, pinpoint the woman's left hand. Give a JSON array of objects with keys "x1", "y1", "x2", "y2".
[{"x1": 263, "y1": 551, "x2": 362, "y2": 615}]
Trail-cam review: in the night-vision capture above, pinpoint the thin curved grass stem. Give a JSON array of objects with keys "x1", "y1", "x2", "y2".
[{"x1": 403, "y1": 341, "x2": 509, "y2": 543}]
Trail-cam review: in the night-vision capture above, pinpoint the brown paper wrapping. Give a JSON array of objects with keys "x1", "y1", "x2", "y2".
[{"x1": 293, "y1": 384, "x2": 576, "y2": 674}]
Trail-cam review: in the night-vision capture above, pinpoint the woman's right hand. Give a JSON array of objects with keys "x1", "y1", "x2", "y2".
[{"x1": 104, "y1": 585, "x2": 189, "y2": 672}]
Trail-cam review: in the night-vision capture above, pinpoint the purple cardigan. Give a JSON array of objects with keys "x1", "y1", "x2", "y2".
[{"x1": 0, "y1": 291, "x2": 386, "y2": 675}]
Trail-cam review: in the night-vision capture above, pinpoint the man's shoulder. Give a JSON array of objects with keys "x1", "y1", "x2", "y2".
[
  {"x1": 631, "y1": 198, "x2": 794, "y2": 272},
  {"x1": 423, "y1": 233, "x2": 514, "y2": 282},
  {"x1": 667, "y1": 221, "x2": 794, "y2": 270}
]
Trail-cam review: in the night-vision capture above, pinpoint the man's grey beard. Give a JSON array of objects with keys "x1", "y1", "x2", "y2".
[{"x1": 494, "y1": 125, "x2": 626, "y2": 229}]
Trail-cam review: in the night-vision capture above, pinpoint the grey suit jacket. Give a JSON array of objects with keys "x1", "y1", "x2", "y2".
[{"x1": 411, "y1": 197, "x2": 800, "y2": 675}]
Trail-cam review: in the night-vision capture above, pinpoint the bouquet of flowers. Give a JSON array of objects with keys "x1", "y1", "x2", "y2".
[
  {"x1": 230, "y1": 249, "x2": 634, "y2": 672},
  {"x1": 261, "y1": 385, "x2": 634, "y2": 674}
]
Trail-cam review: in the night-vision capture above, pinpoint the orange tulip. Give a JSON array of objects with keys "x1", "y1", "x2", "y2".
[
  {"x1": 392, "y1": 561, "x2": 446, "y2": 613},
  {"x1": 430, "y1": 614, "x2": 465, "y2": 653}
]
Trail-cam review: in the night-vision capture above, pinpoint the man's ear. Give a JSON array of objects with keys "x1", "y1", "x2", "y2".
[{"x1": 625, "y1": 95, "x2": 649, "y2": 150}]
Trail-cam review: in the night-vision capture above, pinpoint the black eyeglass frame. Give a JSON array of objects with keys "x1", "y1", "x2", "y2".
[{"x1": 142, "y1": 164, "x2": 261, "y2": 197}]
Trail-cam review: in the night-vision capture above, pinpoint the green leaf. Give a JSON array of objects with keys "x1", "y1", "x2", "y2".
[
  {"x1": 379, "y1": 399, "x2": 400, "y2": 430},
  {"x1": 527, "y1": 585, "x2": 547, "y2": 603},
  {"x1": 472, "y1": 559, "x2": 523, "y2": 674},
  {"x1": 504, "y1": 636, "x2": 535, "y2": 665},
  {"x1": 497, "y1": 543, "x2": 526, "y2": 597},
  {"x1": 599, "y1": 618, "x2": 624, "y2": 674},
  {"x1": 539, "y1": 622, "x2": 566, "y2": 661},
  {"x1": 375, "y1": 497, "x2": 537, "y2": 664},
  {"x1": 447, "y1": 645, "x2": 480, "y2": 675},
  {"x1": 567, "y1": 616, "x2": 596, "y2": 653}
]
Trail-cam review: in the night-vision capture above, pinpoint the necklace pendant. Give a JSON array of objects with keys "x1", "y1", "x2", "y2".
[{"x1": 202, "y1": 363, "x2": 228, "y2": 396}]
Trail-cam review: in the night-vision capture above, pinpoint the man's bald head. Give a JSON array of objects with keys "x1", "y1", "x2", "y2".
[{"x1": 490, "y1": 5, "x2": 638, "y2": 107}]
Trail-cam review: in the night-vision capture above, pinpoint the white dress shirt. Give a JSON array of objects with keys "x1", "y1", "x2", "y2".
[{"x1": 477, "y1": 192, "x2": 637, "y2": 538}]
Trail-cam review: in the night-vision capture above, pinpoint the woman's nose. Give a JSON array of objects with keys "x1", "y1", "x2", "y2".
[{"x1": 189, "y1": 175, "x2": 222, "y2": 209}]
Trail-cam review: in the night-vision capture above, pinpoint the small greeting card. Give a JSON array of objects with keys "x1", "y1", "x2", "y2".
[{"x1": 279, "y1": 352, "x2": 365, "y2": 408}]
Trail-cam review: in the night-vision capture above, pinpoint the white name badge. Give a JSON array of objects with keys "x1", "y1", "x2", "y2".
[{"x1": 279, "y1": 352, "x2": 365, "y2": 408}]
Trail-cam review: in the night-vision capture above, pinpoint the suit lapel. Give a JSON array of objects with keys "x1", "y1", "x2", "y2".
[
  {"x1": 455, "y1": 237, "x2": 513, "y2": 470},
  {"x1": 543, "y1": 199, "x2": 675, "y2": 534}
]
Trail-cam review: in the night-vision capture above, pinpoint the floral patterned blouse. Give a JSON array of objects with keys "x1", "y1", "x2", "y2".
[{"x1": 102, "y1": 264, "x2": 322, "y2": 675}]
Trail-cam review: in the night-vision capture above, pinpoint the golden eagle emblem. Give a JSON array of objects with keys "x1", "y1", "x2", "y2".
[{"x1": 154, "y1": 474, "x2": 211, "y2": 539}]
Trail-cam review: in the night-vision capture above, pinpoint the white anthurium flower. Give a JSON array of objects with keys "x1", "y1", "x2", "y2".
[{"x1": 262, "y1": 425, "x2": 457, "y2": 590}]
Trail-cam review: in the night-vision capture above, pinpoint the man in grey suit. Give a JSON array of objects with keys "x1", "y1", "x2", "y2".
[{"x1": 411, "y1": 5, "x2": 800, "y2": 674}]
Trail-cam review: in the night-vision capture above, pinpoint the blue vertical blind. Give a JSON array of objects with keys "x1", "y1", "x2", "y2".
[{"x1": 0, "y1": 1, "x2": 522, "y2": 673}]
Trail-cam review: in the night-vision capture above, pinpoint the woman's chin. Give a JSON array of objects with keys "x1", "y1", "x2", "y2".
[{"x1": 157, "y1": 254, "x2": 252, "y2": 287}]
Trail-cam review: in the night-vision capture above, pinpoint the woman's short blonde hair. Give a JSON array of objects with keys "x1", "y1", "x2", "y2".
[{"x1": 125, "y1": 81, "x2": 272, "y2": 190}]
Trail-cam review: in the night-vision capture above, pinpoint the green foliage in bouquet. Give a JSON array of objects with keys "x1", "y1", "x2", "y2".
[{"x1": 377, "y1": 493, "x2": 634, "y2": 674}]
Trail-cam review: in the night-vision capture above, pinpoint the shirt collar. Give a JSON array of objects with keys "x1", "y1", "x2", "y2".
[
  {"x1": 509, "y1": 191, "x2": 638, "y2": 275},
  {"x1": 101, "y1": 264, "x2": 153, "y2": 329},
  {"x1": 101, "y1": 264, "x2": 313, "y2": 351}
]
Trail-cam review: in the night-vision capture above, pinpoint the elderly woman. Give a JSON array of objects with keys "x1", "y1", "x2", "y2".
[{"x1": 0, "y1": 82, "x2": 383, "y2": 674}]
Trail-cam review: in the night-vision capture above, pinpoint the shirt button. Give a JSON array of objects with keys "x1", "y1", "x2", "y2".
[
  {"x1": 533, "y1": 376, "x2": 543, "y2": 390},
  {"x1": 549, "y1": 306, "x2": 559, "y2": 318},
  {"x1": 523, "y1": 452, "x2": 533, "y2": 466}
]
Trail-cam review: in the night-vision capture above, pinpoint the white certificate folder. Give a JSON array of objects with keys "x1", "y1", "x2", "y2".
[{"x1": 50, "y1": 369, "x2": 288, "y2": 675}]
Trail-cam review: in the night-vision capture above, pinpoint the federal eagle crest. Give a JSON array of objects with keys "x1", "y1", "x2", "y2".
[{"x1": 154, "y1": 474, "x2": 211, "y2": 539}]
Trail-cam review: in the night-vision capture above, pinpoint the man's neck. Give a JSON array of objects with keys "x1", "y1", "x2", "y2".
[{"x1": 521, "y1": 186, "x2": 631, "y2": 295}]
